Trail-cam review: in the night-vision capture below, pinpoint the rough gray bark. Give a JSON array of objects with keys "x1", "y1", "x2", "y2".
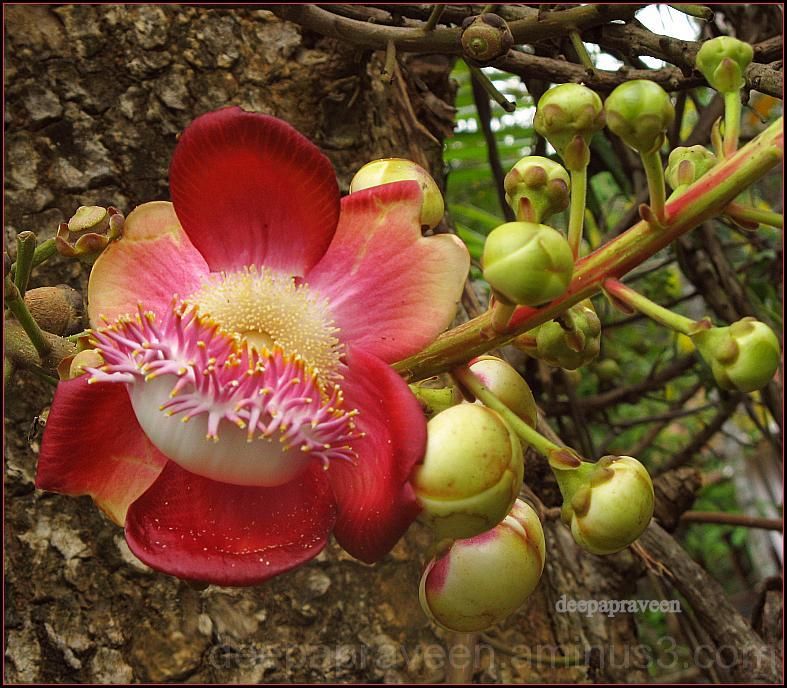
[{"x1": 3, "y1": 5, "x2": 773, "y2": 684}]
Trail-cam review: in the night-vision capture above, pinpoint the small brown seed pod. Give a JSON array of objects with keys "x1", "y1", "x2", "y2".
[
  {"x1": 23, "y1": 284, "x2": 84, "y2": 335},
  {"x1": 460, "y1": 13, "x2": 513, "y2": 66}
]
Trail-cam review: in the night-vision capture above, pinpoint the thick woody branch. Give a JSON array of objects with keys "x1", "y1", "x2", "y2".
[
  {"x1": 639, "y1": 522, "x2": 780, "y2": 682},
  {"x1": 273, "y1": 5, "x2": 783, "y2": 97},
  {"x1": 269, "y1": 4, "x2": 639, "y2": 53}
]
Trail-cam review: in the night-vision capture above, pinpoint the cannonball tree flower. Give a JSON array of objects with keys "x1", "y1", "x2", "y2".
[{"x1": 36, "y1": 107, "x2": 470, "y2": 586}]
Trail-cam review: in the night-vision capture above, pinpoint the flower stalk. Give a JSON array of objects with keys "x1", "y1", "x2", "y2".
[
  {"x1": 452, "y1": 364, "x2": 582, "y2": 471},
  {"x1": 5, "y1": 275, "x2": 53, "y2": 361},
  {"x1": 9, "y1": 238, "x2": 57, "y2": 280},
  {"x1": 567, "y1": 166, "x2": 587, "y2": 258},
  {"x1": 725, "y1": 202, "x2": 783, "y2": 229},
  {"x1": 393, "y1": 117, "x2": 783, "y2": 381},
  {"x1": 602, "y1": 278, "x2": 698, "y2": 335},
  {"x1": 723, "y1": 91, "x2": 742, "y2": 158},
  {"x1": 13, "y1": 231, "x2": 37, "y2": 296}
]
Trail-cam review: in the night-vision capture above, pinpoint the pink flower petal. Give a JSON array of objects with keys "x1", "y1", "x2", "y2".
[
  {"x1": 169, "y1": 107, "x2": 340, "y2": 276},
  {"x1": 87, "y1": 202, "x2": 209, "y2": 324},
  {"x1": 307, "y1": 181, "x2": 469, "y2": 363},
  {"x1": 328, "y1": 347, "x2": 425, "y2": 563},
  {"x1": 125, "y1": 461, "x2": 336, "y2": 586},
  {"x1": 36, "y1": 377, "x2": 168, "y2": 526}
]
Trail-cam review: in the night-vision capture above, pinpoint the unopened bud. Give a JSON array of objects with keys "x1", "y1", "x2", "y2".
[
  {"x1": 533, "y1": 84, "x2": 605, "y2": 171},
  {"x1": 665, "y1": 146, "x2": 718, "y2": 190},
  {"x1": 691, "y1": 317, "x2": 780, "y2": 392},
  {"x1": 482, "y1": 221, "x2": 574, "y2": 306},
  {"x1": 696, "y1": 36, "x2": 753, "y2": 94},
  {"x1": 604, "y1": 80, "x2": 675, "y2": 154},
  {"x1": 514, "y1": 300, "x2": 601, "y2": 370},
  {"x1": 504, "y1": 156, "x2": 570, "y2": 223},
  {"x1": 412, "y1": 403, "x2": 524, "y2": 541},
  {"x1": 468, "y1": 356, "x2": 537, "y2": 428},
  {"x1": 556, "y1": 456, "x2": 654, "y2": 555},
  {"x1": 419, "y1": 499, "x2": 545, "y2": 632},
  {"x1": 350, "y1": 158, "x2": 444, "y2": 229}
]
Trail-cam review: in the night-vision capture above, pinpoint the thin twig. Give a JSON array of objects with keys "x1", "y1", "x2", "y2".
[
  {"x1": 680, "y1": 511, "x2": 783, "y2": 531},
  {"x1": 469, "y1": 67, "x2": 516, "y2": 222},
  {"x1": 423, "y1": 4, "x2": 445, "y2": 31},
  {"x1": 467, "y1": 63, "x2": 515, "y2": 113}
]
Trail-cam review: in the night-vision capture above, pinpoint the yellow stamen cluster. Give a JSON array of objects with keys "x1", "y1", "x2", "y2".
[{"x1": 187, "y1": 266, "x2": 343, "y2": 385}]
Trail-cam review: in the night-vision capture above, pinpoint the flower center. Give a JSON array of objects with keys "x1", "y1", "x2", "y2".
[
  {"x1": 87, "y1": 301, "x2": 359, "y2": 488},
  {"x1": 187, "y1": 267, "x2": 343, "y2": 383}
]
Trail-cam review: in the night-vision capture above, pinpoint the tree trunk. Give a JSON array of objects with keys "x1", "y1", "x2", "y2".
[{"x1": 3, "y1": 5, "x2": 774, "y2": 683}]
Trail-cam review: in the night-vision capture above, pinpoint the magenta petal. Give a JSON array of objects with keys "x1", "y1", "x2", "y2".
[
  {"x1": 169, "y1": 107, "x2": 340, "y2": 275},
  {"x1": 328, "y1": 347, "x2": 425, "y2": 563},
  {"x1": 36, "y1": 377, "x2": 168, "y2": 525},
  {"x1": 125, "y1": 461, "x2": 337, "y2": 586},
  {"x1": 307, "y1": 181, "x2": 469, "y2": 363}
]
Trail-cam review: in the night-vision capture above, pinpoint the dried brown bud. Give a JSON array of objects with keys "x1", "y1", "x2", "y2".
[
  {"x1": 23, "y1": 284, "x2": 84, "y2": 336},
  {"x1": 460, "y1": 13, "x2": 513, "y2": 66}
]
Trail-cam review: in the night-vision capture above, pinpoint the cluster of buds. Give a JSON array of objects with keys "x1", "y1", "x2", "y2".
[
  {"x1": 515, "y1": 300, "x2": 601, "y2": 370},
  {"x1": 56, "y1": 206, "x2": 124, "y2": 262},
  {"x1": 411, "y1": 357, "x2": 551, "y2": 631}
]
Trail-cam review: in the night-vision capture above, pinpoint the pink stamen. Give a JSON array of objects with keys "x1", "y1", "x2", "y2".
[{"x1": 88, "y1": 300, "x2": 359, "y2": 467}]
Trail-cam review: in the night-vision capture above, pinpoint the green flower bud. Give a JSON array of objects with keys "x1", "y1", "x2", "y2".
[
  {"x1": 533, "y1": 84, "x2": 605, "y2": 171},
  {"x1": 604, "y1": 80, "x2": 675, "y2": 154},
  {"x1": 412, "y1": 403, "x2": 524, "y2": 541},
  {"x1": 409, "y1": 384, "x2": 463, "y2": 420},
  {"x1": 594, "y1": 358, "x2": 621, "y2": 383},
  {"x1": 56, "y1": 206, "x2": 124, "y2": 262},
  {"x1": 665, "y1": 145, "x2": 718, "y2": 190},
  {"x1": 419, "y1": 499, "x2": 545, "y2": 632},
  {"x1": 459, "y1": 13, "x2": 514, "y2": 66},
  {"x1": 514, "y1": 300, "x2": 601, "y2": 370},
  {"x1": 691, "y1": 317, "x2": 780, "y2": 392},
  {"x1": 350, "y1": 158, "x2": 445, "y2": 229},
  {"x1": 696, "y1": 36, "x2": 753, "y2": 94},
  {"x1": 468, "y1": 355, "x2": 537, "y2": 427},
  {"x1": 482, "y1": 221, "x2": 574, "y2": 306},
  {"x1": 504, "y1": 156, "x2": 570, "y2": 223},
  {"x1": 556, "y1": 456, "x2": 654, "y2": 555}
]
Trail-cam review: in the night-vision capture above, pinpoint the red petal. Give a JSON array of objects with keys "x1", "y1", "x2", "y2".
[
  {"x1": 36, "y1": 377, "x2": 168, "y2": 525},
  {"x1": 169, "y1": 107, "x2": 340, "y2": 276},
  {"x1": 328, "y1": 347, "x2": 425, "y2": 563},
  {"x1": 307, "y1": 181, "x2": 469, "y2": 363},
  {"x1": 125, "y1": 461, "x2": 336, "y2": 586}
]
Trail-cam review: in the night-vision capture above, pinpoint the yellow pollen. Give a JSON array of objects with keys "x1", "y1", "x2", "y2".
[{"x1": 187, "y1": 266, "x2": 343, "y2": 384}]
